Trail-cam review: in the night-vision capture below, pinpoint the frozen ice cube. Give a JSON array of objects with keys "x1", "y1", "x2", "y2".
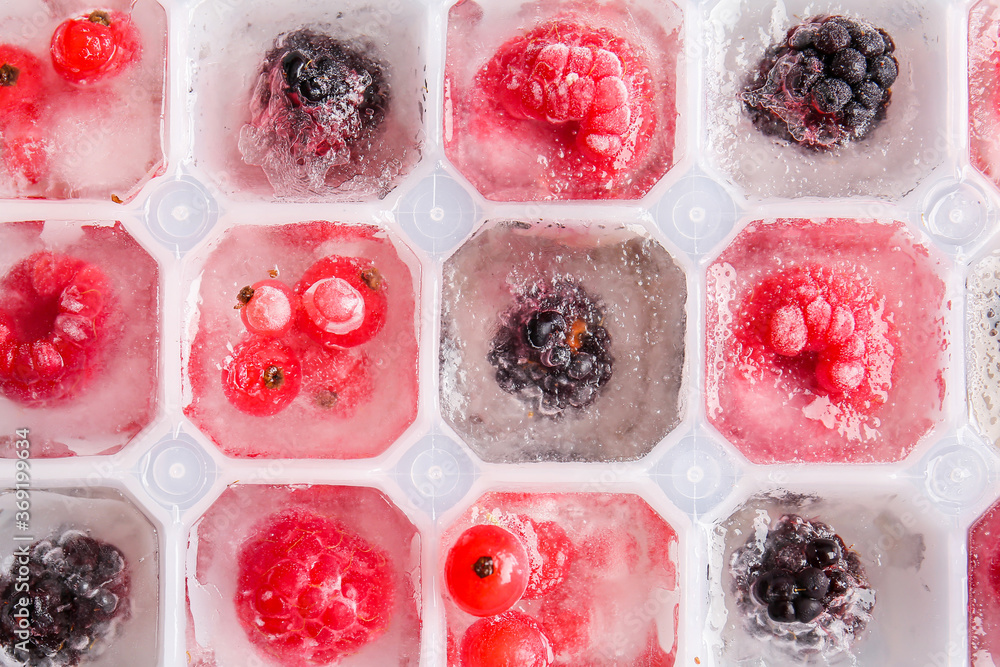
[
  {"x1": 183, "y1": 220, "x2": 419, "y2": 459},
  {"x1": 441, "y1": 492, "x2": 679, "y2": 666},
  {"x1": 0, "y1": 221, "x2": 159, "y2": 458},
  {"x1": 440, "y1": 220, "x2": 687, "y2": 462},
  {"x1": 705, "y1": 217, "x2": 949, "y2": 464},
  {"x1": 443, "y1": 0, "x2": 683, "y2": 201},
  {"x1": 186, "y1": 484, "x2": 421, "y2": 666}
]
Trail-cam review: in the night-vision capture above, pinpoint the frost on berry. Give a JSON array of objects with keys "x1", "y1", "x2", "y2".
[
  {"x1": 239, "y1": 29, "x2": 389, "y2": 195},
  {"x1": 0, "y1": 530, "x2": 130, "y2": 666},
  {"x1": 741, "y1": 16, "x2": 899, "y2": 148},
  {"x1": 235, "y1": 508, "x2": 395, "y2": 665},
  {"x1": 731, "y1": 514, "x2": 875, "y2": 658},
  {"x1": 486, "y1": 19, "x2": 654, "y2": 174},
  {"x1": 737, "y1": 264, "x2": 896, "y2": 405},
  {"x1": 0, "y1": 252, "x2": 120, "y2": 407}
]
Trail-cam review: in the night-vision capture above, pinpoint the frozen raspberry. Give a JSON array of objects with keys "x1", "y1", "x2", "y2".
[
  {"x1": 445, "y1": 524, "x2": 530, "y2": 617},
  {"x1": 236, "y1": 278, "x2": 297, "y2": 338},
  {"x1": 737, "y1": 264, "x2": 895, "y2": 404},
  {"x1": 0, "y1": 252, "x2": 119, "y2": 407},
  {"x1": 488, "y1": 279, "x2": 613, "y2": 417},
  {"x1": 50, "y1": 10, "x2": 142, "y2": 85},
  {"x1": 741, "y1": 16, "x2": 899, "y2": 148},
  {"x1": 295, "y1": 255, "x2": 388, "y2": 349},
  {"x1": 240, "y1": 29, "x2": 388, "y2": 193},
  {"x1": 236, "y1": 508, "x2": 395, "y2": 665},
  {"x1": 296, "y1": 341, "x2": 374, "y2": 417},
  {"x1": 0, "y1": 45, "x2": 46, "y2": 124},
  {"x1": 481, "y1": 19, "x2": 654, "y2": 178},
  {"x1": 221, "y1": 337, "x2": 301, "y2": 416},
  {"x1": 731, "y1": 514, "x2": 875, "y2": 657},
  {"x1": 0, "y1": 530, "x2": 130, "y2": 666},
  {"x1": 460, "y1": 611, "x2": 553, "y2": 667}
]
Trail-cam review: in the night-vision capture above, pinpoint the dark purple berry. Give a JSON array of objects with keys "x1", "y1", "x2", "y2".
[
  {"x1": 853, "y1": 80, "x2": 884, "y2": 109},
  {"x1": 273, "y1": 30, "x2": 387, "y2": 132},
  {"x1": 829, "y1": 48, "x2": 867, "y2": 84},
  {"x1": 489, "y1": 281, "x2": 613, "y2": 416},
  {"x1": 843, "y1": 102, "x2": 876, "y2": 130},
  {"x1": 870, "y1": 54, "x2": 898, "y2": 88},
  {"x1": 794, "y1": 598, "x2": 826, "y2": 623},
  {"x1": 742, "y1": 15, "x2": 897, "y2": 148},
  {"x1": 815, "y1": 20, "x2": 850, "y2": 54},
  {"x1": 567, "y1": 352, "x2": 595, "y2": 379},
  {"x1": 812, "y1": 77, "x2": 852, "y2": 112},
  {"x1": 789, "y1": 25, "x2": 816, "y2": 49},
  {"x1": 807, "y1": 538, "x2": 841, "y2": 567},
  {"x1": 0, "y1": 531, "x2": 130, "y2": 666},
  {"x1": 796, "y1": 567, "x2": 831, "y2": 599},
  {"x1": 755, "y1": 570, "x2": 795, "y2": 603},
  {"x1": 826, "y1": 568, "x2": 850, "y2": 596},
  {"x1": 526, "y1": 311, "x2": 567, "y2": 349},
  {"x1": 541, "y1": 344, "x2": 571, "y2": 368},
  {"x1": 768, "y1": 598, "x2": 798, "y2": 623},
  {"x1": 848, "y1": 23, "x2": 885, "y2": 58}
]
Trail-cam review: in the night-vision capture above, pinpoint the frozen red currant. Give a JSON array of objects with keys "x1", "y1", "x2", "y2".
[
  {"x1": 445, "y1": 524, "x2": 530, "y2": 617},
  {"x1": 460, "y1": 611, "x2": 553, "y2": 667},
  {"x1": 0, "y1": 252, "x2": 118, "y2": 407},
  {"x1": 50, "y1": 10, "x2": 141, "y2": 85},
  {"x1": 221, "y1": 337, "x2": 301, "y2": 416},
  {"x1": 295, "y1": 255, "x2": 387, "y2": 349},
  {"x1": 236, "y1": 279, "x2": 297, "y2": 338},
  {"x1": 236, "y1": 508, "x2": 395, "y2": 665},
  {"x1": 296, "y1": 340, "x2": 374, "y2": 417},
  {"x1": 0, "y1": 44, "x2": 45, "y2": 124}
]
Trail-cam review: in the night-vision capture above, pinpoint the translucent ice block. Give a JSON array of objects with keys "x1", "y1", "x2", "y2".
[
  {"x1": 0, "y1": 487, "x2": 160, "y2": 667},
  {"x1": 441, "y1": 491, "x2": 679, "y2": 666},
  {"x1": 0, "y1": 221, "x2": 160, "y2": 458},
  {"x1": 705, "y1": 217, "x2": 949, "y2": 464},
  {"x1": 183, "y1": 220, "x2": 419, "y2": 459},
  {"x1": 186, "y1": 484, "x2": 421, "y2": 666},
  {"x1": 0, "y1": 0, "x2": 166, "y2": 201},
  {"x1": 440, "y1": 220, "x2": 687, "y2": 462},
  {"x1": 443, "y1": 0, "x2": 683, "y2": 201}
]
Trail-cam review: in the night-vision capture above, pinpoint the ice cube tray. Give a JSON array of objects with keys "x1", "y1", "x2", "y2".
[{"x1": 3, "y1": 0, "x2": 1000, "y2": 665}]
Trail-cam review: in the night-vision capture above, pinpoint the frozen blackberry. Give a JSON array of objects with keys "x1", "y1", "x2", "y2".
[
  {"x1": 239, "y1": 28, "x2": 389, "y2": 193},
  {"x1": 276, "y1": 30, "x2": 387, "y2": 128},
  {"x1": 741, "y1": 15, "x2": 900, "y2": 148},
  {"x1": 0, "y1": 530, "x2": 130, "y2": 666},
  {"x1": 488, "y1": 280, "x2": 613, "y2": 417},
  {"x1": 731, "y1": 514, "x2": 875, "y2": 658}
]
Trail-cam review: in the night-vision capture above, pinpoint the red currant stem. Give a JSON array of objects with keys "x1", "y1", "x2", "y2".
[
  {"x1": 361, "y1": 267, "x2": 382, "y2": 291},
  {"x1": 262, "y1": 365, "x2": 284, "y2": 390},
  {"x1": 235, "y1": 285, "x2": 254, "y2": 309},
  {"x1": 0, "y1": 63, "x2": 20, "y2": 87},
  {"x1": 473, "y1": 556, "x2": 495, "y2": 578},
  {"x1": 88, "y1": 10, "x2": 112, "y2": 26}
]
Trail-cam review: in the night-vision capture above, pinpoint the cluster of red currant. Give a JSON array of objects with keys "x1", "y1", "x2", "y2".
[
  {"x1": 0, "y1": 10, "x2": 141, "y2": 185},
  {"x1": 223, "y1": 255, "x2": 387, "y2": 417}
]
